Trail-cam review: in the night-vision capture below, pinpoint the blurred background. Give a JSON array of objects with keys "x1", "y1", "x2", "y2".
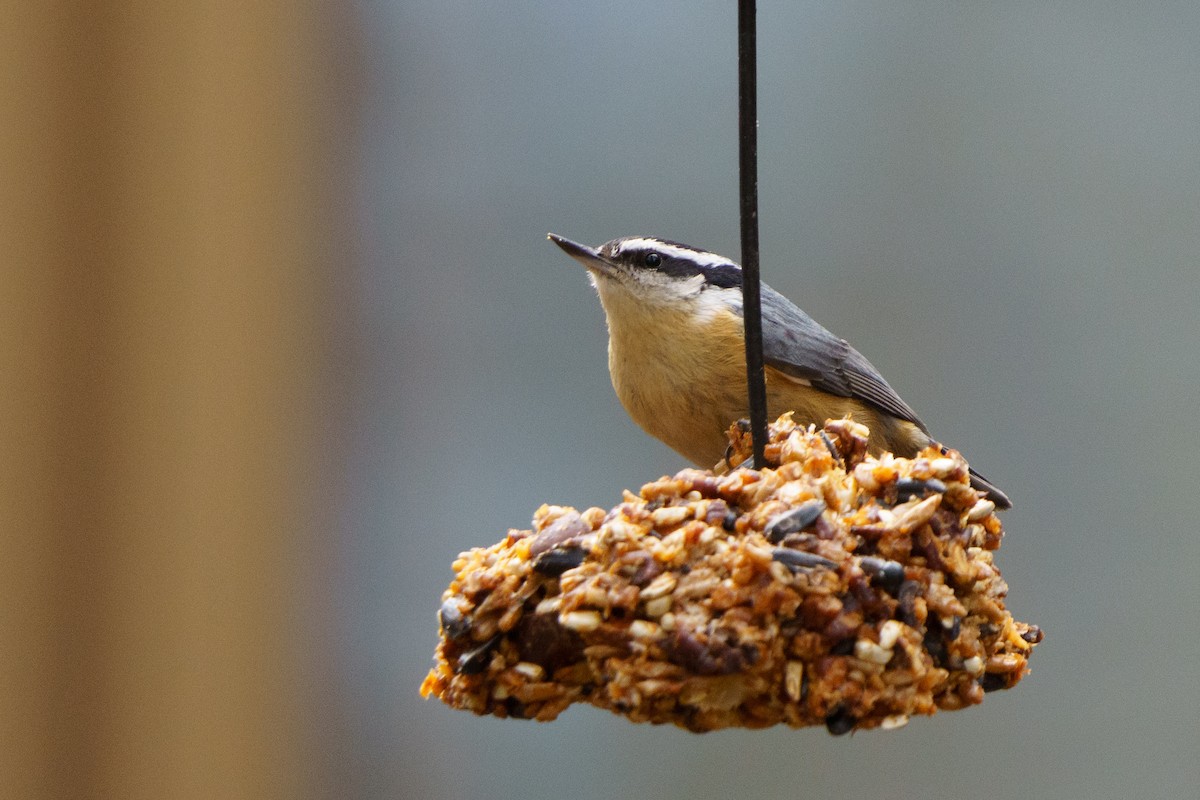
[{"x1": 4, "y1": 2, "x2": 1199, "y2": 799}]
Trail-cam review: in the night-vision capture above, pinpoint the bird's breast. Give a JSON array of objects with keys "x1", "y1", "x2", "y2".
[
  {"x1": 604, "y1": 303, "x2": 749, "y2": 464},
  {"x1": 599, "y1": 295, "x2": 923, "y2": 464}
]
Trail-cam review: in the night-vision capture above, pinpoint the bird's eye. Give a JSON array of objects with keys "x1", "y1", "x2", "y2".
[{"x1": 643, "y1": 252, "x2": 662, "y2": 267}]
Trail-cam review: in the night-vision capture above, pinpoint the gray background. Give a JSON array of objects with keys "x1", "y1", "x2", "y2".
[{"x1": 333, "y1": 3, "x2": 1200, "y2": 798}]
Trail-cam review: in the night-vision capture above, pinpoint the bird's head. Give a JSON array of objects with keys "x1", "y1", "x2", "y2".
[{"x1": 548, "y1": 234, "x2": 744, "y2": 316}]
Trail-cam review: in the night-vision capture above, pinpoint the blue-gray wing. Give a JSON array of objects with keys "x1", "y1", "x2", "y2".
[{"x1": 759, "y1": 286, "x2": 929, "y2": 432}]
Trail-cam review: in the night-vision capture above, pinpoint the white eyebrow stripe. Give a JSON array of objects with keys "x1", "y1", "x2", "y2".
[{"x1": 617, "y1": 238, "x2": 739, "y2": 271}]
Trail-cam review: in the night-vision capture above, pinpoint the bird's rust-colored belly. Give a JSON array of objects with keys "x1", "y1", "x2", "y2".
[
  {"x1": 609, "y1": 335, "x2": 926, "y2": 465},
  {"x1": 605, "y1": 305, "x2": 924, "y2": 465}
]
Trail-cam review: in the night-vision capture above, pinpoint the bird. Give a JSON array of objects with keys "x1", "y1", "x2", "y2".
[{"x1": 548, "y1": 233, "x2": 1011, "y2": 509}]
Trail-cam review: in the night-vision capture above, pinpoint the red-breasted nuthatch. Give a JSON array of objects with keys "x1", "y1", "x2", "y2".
[{"x1": 549, "y1": 233, "x2": 1011, "y2": 509}]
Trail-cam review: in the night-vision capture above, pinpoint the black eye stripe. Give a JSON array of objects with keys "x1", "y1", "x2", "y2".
[{"x1": 703, "y1": 264, "x2": 742, "y2": 289}]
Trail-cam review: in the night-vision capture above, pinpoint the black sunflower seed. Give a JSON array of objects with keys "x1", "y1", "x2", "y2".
[
  {"x1": 532, "y1": 545, "x2": 587, "y2": 576},
  {"x1": 772, "y1": 548, "x2": 836, "y2": 572},
  {"x1": 765, "y1": 500, "x2": 826, "y2": 544},
  {"x1": 859, "y1": 556, "x2": 906, "y2": 597}
]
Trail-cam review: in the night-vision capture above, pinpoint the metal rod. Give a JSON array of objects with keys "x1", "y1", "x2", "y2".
[{"x1": 738, "y1": 0, "x2": 769, "y2": 469}]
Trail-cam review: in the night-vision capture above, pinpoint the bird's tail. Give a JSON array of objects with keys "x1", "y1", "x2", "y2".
[{"x1": 967, "y1": 466, "x2": 1012, "y2": 510}]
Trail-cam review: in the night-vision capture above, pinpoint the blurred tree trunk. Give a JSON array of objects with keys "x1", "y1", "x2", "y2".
[{"x1": 0, "y1": 3, "x2": 339, "y2": 798}]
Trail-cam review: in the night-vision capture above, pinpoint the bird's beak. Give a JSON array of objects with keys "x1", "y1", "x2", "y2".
[{"x1": 547, "y1": 233, "x2": 619, "y2": 278}]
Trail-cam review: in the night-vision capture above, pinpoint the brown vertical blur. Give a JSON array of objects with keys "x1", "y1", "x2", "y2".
[{"x1": 1, "y1": 3, "x2": 339, "y2": 798}]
